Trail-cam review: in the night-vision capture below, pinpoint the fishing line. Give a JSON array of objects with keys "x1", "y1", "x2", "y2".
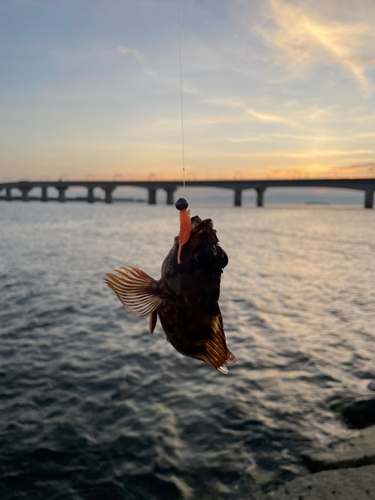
[{"x1": 177, "y1": 0, "x2": 186, "y2": 198}]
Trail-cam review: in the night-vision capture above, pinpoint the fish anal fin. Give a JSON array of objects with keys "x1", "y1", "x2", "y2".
[
  {"x1": 225, "y1": 352, "x2": 236, "y2": 364},
  {"x1": 103, "y1": 266, "x2": 162, "y2": 317},
  {"x1": 217, "y1": 365, "x2": 228, "y2": 375},
  {"x1": 149, "y1": 310, "x2": 157, "y2": 334},
  {"x1": 200, "y1": 312, "x2": 236, "y2": 374}
]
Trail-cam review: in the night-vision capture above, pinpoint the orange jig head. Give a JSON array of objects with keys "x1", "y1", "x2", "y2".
[{"x1": 175, "y1": 198, "x2": 192, "y2": 265}]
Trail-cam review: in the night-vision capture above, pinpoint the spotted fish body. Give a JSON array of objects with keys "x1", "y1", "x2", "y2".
[{"x1": 104, "y1": 215, "x2": 235, "y2": 374}]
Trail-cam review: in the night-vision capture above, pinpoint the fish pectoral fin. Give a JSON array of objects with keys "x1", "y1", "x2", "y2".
[
  {"x1": 103, "y1": 266, "x2": 162, "y2": 317},
  {"x1": 149, "y1": 310, "x2": 157, "y2": 334}
]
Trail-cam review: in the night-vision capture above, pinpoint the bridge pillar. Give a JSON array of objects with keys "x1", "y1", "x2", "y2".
[
  {"x1": 19, "y1": 186, "x2": 32, "y2": 201},
  {"x1": 164, "y1": 187, "x2": 176, "y2": 205},
  {"x1": 234, "y1": 189, "x2": 242, "y2": 206},
  {"x1": 148, "y1": 188, "x2": 157, "y2": 205},
  {"x1": 41, "y1": 186, "x2": 48, "y2": 202},
  {"x1": 87, "y1": 187, "x2": 95, "y2": 203},
  {"x1": 56, "y1": 186, "x2": 68, "y2": 202},
  {"x1": 6, "y1": 187, "x2": 12, "y2": 201},
  {"x1": 256, "y1": 188, "x2": 266, "y2": 207},
  {"x1": 364, "y1": 189, "x2": 374, "y2": 209},
  {"x1": 102, "y1": 186, "x2": 115, "y2": 203}
]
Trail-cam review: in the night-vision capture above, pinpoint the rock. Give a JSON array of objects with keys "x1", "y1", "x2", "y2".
[
  {"x1": 301, "y1": 427, "x2": 375, "y2": 473},
  {"x1": 368, "y1": 381, "x2": 375, "y2": 392},
  {"x1": 327, "y1": 395, "x2": 354, "y2": 412},
  {"x1": 336, "y1": 398, "x2": 375, "y2": 429},
  {"x1": 268, "y1": 464, "x2": 375, "y2": 500},
  {"x1": 354, "y1": 370, "x2": 375, "y2": 380}
]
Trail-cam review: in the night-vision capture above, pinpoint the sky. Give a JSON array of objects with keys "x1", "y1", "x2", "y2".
[{"x1": 1, "y1": 0, "x2": 375, "y2": 183}]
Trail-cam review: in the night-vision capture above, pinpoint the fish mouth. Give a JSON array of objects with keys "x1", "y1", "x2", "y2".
[
  {"x1": 172, "y1": 216, "x2": 218, "y2": 251},
  {"x1": 190, "y1": 216, "x2": 213, "y2": 239}
]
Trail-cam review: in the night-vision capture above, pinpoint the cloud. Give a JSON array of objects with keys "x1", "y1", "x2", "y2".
[
  {"x1": 63, "y1": 142, "x2": 127, "y2": 151},
  {"x1": 344, "y1": 57, "x2": 375, "y2": 65},
  {"x1": 117, "y1": 46, "x2": 141, "y2": 59},
  {"x1": 331, "y1": 162, "x2": 375, "y2": 173},
  {"x1": 256, "y1": 0, "x2": 375, "y2": 91},
  {"x1": 183, "y1": 85, "x2": 200, "y2": 96},
  {"x1": 204, "y1": 97, "x2": 245, "y2": 109},
  {"x1": 141, "y1": 68, "x2": 199, "y2": 95},
  {"x1": 143, "y1": 119, "x2": 164, "y2": 125},
  {"x1": 201, "y1": 118, "x2": 229, "y2": 124},
  {"x1": 246, "y1": 108, "x2": 299, "y2": 127},
  {"x1": 226, "y1": 149, "x2": 374, "y2": 159},
  {"x1": 228, "y1": 132, "x2": 375, "y2": 143},
  {"x1": 355, "y1": 114, "x2": 375, "y2": 122},
  {"x1": 265, "y1": 161, "x2": 375, "y2": 179},
  {"x1": 308, "y1": 109, "x2": 326, "y2": 120},
  {"x1": 266, "y1": 167, "x2": 311, "y2": 178},
  {"x1": 228, "y1": 137, "x2": 269, "y2": 143}
]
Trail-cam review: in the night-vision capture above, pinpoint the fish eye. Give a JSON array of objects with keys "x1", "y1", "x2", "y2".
[{"x1": 195, "y1": 245, "x2": 215, "y2": 266}]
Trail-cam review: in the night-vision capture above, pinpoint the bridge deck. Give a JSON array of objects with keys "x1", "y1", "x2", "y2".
[{"x1": 0, "y1": 178, "x2": 374, "y2": 208}]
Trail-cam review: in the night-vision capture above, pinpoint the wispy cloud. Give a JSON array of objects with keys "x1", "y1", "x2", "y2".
[
  {"x1": 257, "y1": 0, "x2": 375, "y2": 91},
  {"x1": 355, "y1": 114, "x2": 375, "y2": 122},
  {"x1": 228, "y1": 132, "x2": 375, "y2": 143},
  {"x1": 203, "y1": 98, "x2": 301, "y2": 127},
  {"x1": 331, "y1": 162, "x2": 375, "y2": 173},
  {"x1": 143, "y1": 119, "x2": 164, "y2": 126},
  {"x1": 204, "y1": 97, "x2": 244, "y2": 109},
  {"x1": 227, "y1": 149, "x2": 374, "y2": 159},
  {"x1": 141, "y1": 68, "x2": 199, "y2": 95},
  {"x1": 63, "y1": 142, "x2": 127, "y2": 151},
  {"x1": 201, "y1": 118, "x2": 229, "y2": 124},
  {"x1": 247, "y1": 108, "x2": 299, "y2": 127},
  {"x1": 265, "y1": 163, "x2": 375, "y2": 179},
  {"x1": 117, "y1": 46, "x2": 141, "y2": 59},
  {"x1": 267, "y1": 167, "x2": 312, "y2": 178},
  {"x1": 308, "y1": 109, "x2": 327, "y2": 120},
  {"x1": 183, "y1": 85, "x2": 200, "y2": 96}
]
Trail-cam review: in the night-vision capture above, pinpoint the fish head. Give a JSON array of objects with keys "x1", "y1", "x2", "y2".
[{"x1": 162, "y1": 215, "x2": 228, "y2": 276}]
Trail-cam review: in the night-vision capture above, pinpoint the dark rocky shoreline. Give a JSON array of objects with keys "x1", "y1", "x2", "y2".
[{"x1": 259, "y1": 398, "x2": 375, "y2": 500}]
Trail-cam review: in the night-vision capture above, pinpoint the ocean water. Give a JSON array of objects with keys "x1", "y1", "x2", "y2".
[{"x1": 0, "y1": 203, "x2": 374, "y2": 500}]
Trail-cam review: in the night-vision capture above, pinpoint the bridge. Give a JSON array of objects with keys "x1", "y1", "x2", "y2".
[{"x1": 0, "y1": 178, "x2": 374, "y2": 208}]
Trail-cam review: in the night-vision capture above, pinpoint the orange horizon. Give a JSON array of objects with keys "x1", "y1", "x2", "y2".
[{"x1": 2, "y1": 173, "x2": 375, "y2": 183}]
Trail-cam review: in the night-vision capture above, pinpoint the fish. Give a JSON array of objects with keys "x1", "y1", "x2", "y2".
[{"x1": 103, "y1": 201, "x2": 236, "y2": 374}]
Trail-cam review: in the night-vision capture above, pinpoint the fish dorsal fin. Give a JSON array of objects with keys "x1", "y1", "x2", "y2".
[{"x1": 103, "y1": 266, "x2": 162, "y2": 317}]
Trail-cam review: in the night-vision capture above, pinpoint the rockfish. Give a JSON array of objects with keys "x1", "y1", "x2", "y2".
[{"x1": 103, "y1": 199, "x2": 235, "y2": 374}]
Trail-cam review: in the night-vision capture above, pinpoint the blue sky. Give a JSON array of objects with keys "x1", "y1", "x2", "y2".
[{"x1": 1, "y1": 0, "x2": 375, "y2": 183}]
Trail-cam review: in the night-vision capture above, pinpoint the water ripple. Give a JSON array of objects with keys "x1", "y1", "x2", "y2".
[{"x1": 0, "y1": 204, "x2": 374, "y2": 499}]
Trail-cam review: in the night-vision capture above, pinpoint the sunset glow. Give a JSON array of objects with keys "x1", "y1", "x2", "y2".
[{"x1": 1, "y1": 0, "x2": 374, "y2": 182}]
